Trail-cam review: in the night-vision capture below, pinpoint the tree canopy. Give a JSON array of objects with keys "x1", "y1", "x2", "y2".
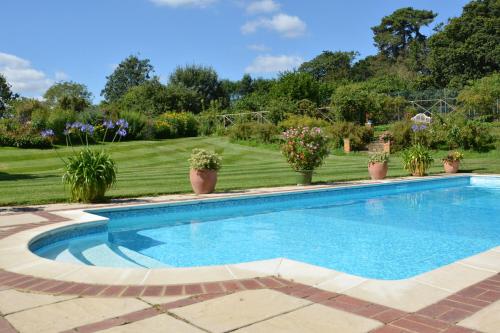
[
  {"x1": 0, "y1": 74, "x2": 18, "y2": 111},
  {"x1": 299, "y1": 51, "x2": 358, "y2": 81},
  {"x1": 44, "y1": 81, "x2": 93, "y2": 112},
  {"x1": 101, "y1": 55, "x2": 154, "y2": 102},
  {"x1": 371, "y1": 7, "x2": 437, "y2": 60}
]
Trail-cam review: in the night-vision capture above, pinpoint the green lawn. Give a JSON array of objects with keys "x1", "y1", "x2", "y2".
[{"x1": 0, "y1": 136, "x2": 499, "y2": 206}]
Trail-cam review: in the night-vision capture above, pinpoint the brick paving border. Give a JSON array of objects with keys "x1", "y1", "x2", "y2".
[{"x1": 0, "y1": 211, "x2": 498, "y2": 332}]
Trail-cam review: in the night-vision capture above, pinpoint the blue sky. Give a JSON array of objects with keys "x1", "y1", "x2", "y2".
[{"x1": 0, "y1": 0, "x2": 469, "y2": 101}]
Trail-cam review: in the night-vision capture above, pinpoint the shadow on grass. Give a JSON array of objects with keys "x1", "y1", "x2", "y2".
[{"x1": 0, "y1": 172, "x2": 53, "y2": 181}]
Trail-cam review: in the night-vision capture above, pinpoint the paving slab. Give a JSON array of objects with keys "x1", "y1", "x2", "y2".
[
  {"x1": 0, "y1": 289, "x2": 75, "y2": 315},
  {"x1": 0, "y1": 213, "x2": 47, "y2": 226},
  {"x1": 234, "y1": 303, "x2": 383, "y2": 333},
  {"x1": 458, "y1": 300, "x2": 500, "y2": 333},
  {"x1": 139, "y1": 295, "x2": 189, "y2": 305},
  {"x1": 5, "y1": 297, "x2": 149, "y2": 333},
  {"x1": 171, "y1": 289, "x2": 310, "y2": 333},
  {"x1": 100, "y1": 314, "x2": 205, "y2": 333}
]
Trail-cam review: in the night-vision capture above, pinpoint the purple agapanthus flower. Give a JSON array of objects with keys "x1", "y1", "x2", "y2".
[
  {"x1": 40, "y1": 129, "x2": 55, "y2": 138},
  {"x1": 71, "y1": 122, "x2": 83, "y2": 130},
  {"x1": 115, "y1": 119, "x2": 129, "y2": 129},
  {"x1": 103, "y1": 120, "x2": 115, "y2": 129},
  {"x1": 116, "y1": 128, "x2": 127, "y2": 137}
]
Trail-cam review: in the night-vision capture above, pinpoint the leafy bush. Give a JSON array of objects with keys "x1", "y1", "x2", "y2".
[
  {"x1": 227, "y1": 122, "x2": 279, "y2": 143},
  {"x1": 278, "y1": 115, "x2": 330, "y2": 131},
  {"x1": 0, "y1": 128, "x2": 52, "y2": 148},
  {"x1": 281, "y1": 127, "x2": 330, "y2": 172},
  {"x1": 154, "y1": 112, "x2": 198, "y2": 139},
  {"x1": 63, "y1": 148, "x2": 117, "y2": 202},
  {"x1": 119, "y1": 110, "x2": 150, "y2": 139},
  {"x1": 189, "y1": 149, "x2": 222, "y2": 171},
  {"x1": 329, "y1": 122, "x2": 374, "y2": 150},
  {"x1": 368, "y1": 152, "x2": 389, "y2": 165},
  {"x1": 442, "y1": 151, "x2": 464, "y2": 163},
  {"x1": 47, "y1": 109, "x2": 77, "y2": 141},
  {"x1": 401, "y1": 144, "x2": 434, "y2": 176}
]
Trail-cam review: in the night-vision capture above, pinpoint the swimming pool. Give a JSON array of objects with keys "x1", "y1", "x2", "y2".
[{"x1": 31, "y1": 176, "x2": 500, "y2": 280}]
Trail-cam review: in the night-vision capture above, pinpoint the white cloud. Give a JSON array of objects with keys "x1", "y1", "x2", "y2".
[
  {"x1": 0, "y1": 52, "x2": 54, "y2": 96},
  {"x1": 246, "y1": 0, "x2": 280, "y2": 14},
  {"x1": 245, "y1": 54, "x2": 303, "y2": 74},
  {"x1": 54, "y1": 71, "x2": 69, "y2": 81},
  {"x1": 150, "y1": 0, "x2": 216, "y2": 8},
  {"x1": 247, "y1": 43, "x2": 271, "y2": 52},
  {"x1": 242, "y1": 13, "x2": 306, "y2": 38}
]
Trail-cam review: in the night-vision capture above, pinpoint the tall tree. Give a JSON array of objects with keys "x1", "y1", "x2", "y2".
[
  {"x1": 0, "y1": 74, "x2": 18, "y2": 111},
  {"x1": 101, "y1": 55, "x2": 154, "y2": 102},
  {"x1": 428, "y1": 0, "x2": 500, "y2": 88},
  {"x1": 299, "y1": 51, "x2": 358, "y2": 81},
  {"x1": 44, "y1": 81, "x2": 93, "y2": 111},
  {"x1": 169, "y1": 65, "x2": 227, "y2": 111},
  {"x1": 371, "y1": 7, "x2": 436, "y2": 60}
]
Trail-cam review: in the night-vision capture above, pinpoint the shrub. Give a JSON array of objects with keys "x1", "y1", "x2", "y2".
[
  {"x1": 155, "y1": 112, "x2": 198, "y2": 139},
  {"x1": 0, "y1": 128, "x2": 52, "y2": 148},
  {"x1": 47, "y1": 109, "x2": 77, "y2": 141},
  {"x1": 189, "y1": 149, "x2": 222, "y2": 171},
  {"x1": 119, "y1": 110, "x2": 149, "y2": 140},
  {"x1": 401, "y1": 144, "x2": 434, "y2": 176},
  {"x1": 63, "y1": 148, "x2": 117, "y2": 203},
  {"x1": 278, "y1": 115, "x2": 330, "y2": 131},
  {"x1": 281, "y1": 127, "x2": 330, "y2": 172},
  {"x1": 329, "y1": 122, "x2": 374, "y2": 150},
  {"x1": 227, "y1": 122, "x2": 279, "y2": 143}
]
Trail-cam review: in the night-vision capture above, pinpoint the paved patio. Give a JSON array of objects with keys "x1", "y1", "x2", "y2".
[{"x1": 0, "y1": 179, "x2": 499, "y2": 333}]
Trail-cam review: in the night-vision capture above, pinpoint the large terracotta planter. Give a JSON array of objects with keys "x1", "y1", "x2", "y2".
[
  {"x1": 368, "y1": 162, "x2": 388, "y2": 180},
  {"x1": 189, "y1": 169, "x2": 218, "y2": 194},
  {"x1": 343, "y1": 138, "x2": 351, "y2": 153},
  {"x1": 296, "y1": 170, "x2": 313, "y2": 186},
  {"x1": 443, "y1": 160, "x2": 460, "y2": 174}
]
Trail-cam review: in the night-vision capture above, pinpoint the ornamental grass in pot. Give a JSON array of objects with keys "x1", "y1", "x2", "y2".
[
  {"x1": 189, "y1": 149, "x2": 222, "y2": 194},
  {"x1": 281, "y1": 127, "x2": 329, "y2": 185},
  {"x1": 442, "y1": 151, "x2": 463, "y2": 174},
  {"x1": 368, "y1": 152, "x2": 389, "y2": 180},
  {"x1": 401, "y1": 144, "x2": 434, "y2": 177}
]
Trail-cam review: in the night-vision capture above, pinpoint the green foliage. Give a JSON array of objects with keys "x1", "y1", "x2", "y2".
[
  {"x1": 270, "y1": 72, "x2": 321, "y2": 104},
  {"x1": 228, "y1": 122, "x2": 279, "y2": 144},
  {"x1": 11, "y1": 99, "x2": 47, "y2": 123},
  {"x1": 330, "y1": 122, "x2": 374, "y2": 150},
  {"x1": 117, "y1": 79, "x2": 170, "y2": 116},
  {"x1": 278, "y1": 115, "x2": 330, "y2": 131},
  {"x1": 401, "y1": 144, "x2": 434, "y2": 176},
  {"x1": 457, "y1": 73, "x2": 500, "y2": 116},
  {"x1": 47, "y1": 109, "x2": 77, "y2": 140},
  {"x1": 428, "y1": 0, "x2": 500, "y2": 88},
  {"x1": 118, "y1": 110, "x2": 150, "y2": 139},
  {"x1": 62, "y1": 148, "x2": 117, "y2": 203},
  {"x1": 368, "y1": 152, "x2": 390, "y2": 165},
  {"x1": 169, "y1": 65, "x2": 227, "y2": 111},
  {"x1": 188, "y1": 148, "x2": 221, "y2": 171},
  {"x1": 267, "y1": 98, "x2": 296, "y2": 123},
  {"x1": 299, "y1": 51, "x2": 358, "y2": 81},
  {"x1": 0, "y1": 73, "x2": 18, "y2": 111},
  {"x1": 0, "y1": 124, "x2": 52, "y2": 148},
  {"x1": 442, "y1": 151, "x2": 464, "y2": 162},
  {"x1": 101, "y1": 55, "x2": 154, "y2": 102},
  {"x1": 44, "y1": 81, "x2": 92, "y2": 111},
  {"x1": 281, "y1": 127, "x2": 330, "y2": 172},
  {"x1": 154, "y1": 112, "x2": 198, "y2": 139},
  {"x1": 390, "y1": 121, "x2": 413, "y2": 151},
  {"x1": 371, "y1": 7, "x2": 436, "y2": 60}
]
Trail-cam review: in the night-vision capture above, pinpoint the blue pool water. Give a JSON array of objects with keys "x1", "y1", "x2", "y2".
[{"x1": 32, "y1": 176, "x2": 500, "y2": 279}]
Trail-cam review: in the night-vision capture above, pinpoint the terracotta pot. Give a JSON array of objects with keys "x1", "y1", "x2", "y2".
[
  {"x1": 189, "y1": 169, "x2": 218, "y2": 194},
  {"x1": 296, "y1": 170, "x2": 313, "y2": 186},
  {"x1": 368, "y1": 162, "x2": 388, "y2": 180},
  {"x1": 343, "y1": 138, "x2": 351, "y2": 153},
  {"x1": 383, "y1": 142, "x2": 391, "y2": 153},
  {"x1": 443, "y1": 160, "x2": 460, "y2": 174}
]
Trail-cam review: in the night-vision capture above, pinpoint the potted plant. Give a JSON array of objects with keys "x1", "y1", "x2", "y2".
[
  {"x1": 281, "y1": 127, "x2": 329, "y2": 185},
  {"x1": 42, "y1": 119, "x2": 128, "y2": 203},
  {"x1": 401, "y1": 144, "x2": 434, "y2": 177},
  {"x1": 442, "y1": 151, "x2": 463, "y2": 174},
  {"x1": 368, "y1": 152, "x2": 389, "y2": 180},
  {"x1": 379, "y1": 131, "x2": 393, "y2": 153},
  {"x1": 189, "y1": 149, "x2": 222, "y2": 194}
]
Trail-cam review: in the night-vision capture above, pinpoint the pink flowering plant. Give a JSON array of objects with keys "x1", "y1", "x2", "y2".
[{"x1": 281, "y1": 127, "x2": 330, "y2": 172}]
